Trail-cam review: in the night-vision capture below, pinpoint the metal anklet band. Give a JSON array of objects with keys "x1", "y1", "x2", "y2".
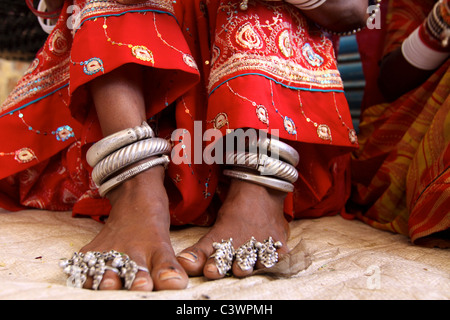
[
  {"x1": 223, "y1": 169, "x2": 294, "y2": 193},
  {"x1": 225, "y1": 151, "x2": 298, "y2": 183},
  {"x1": 86, "y1": 121, "x2": 155, "y2": 167},
  {"x1": 92, "y1": 138, "x2": 171, "y2": 186},
  {"x1": 251, "y1": 136, "x2": 300, "y2": 167},
  {"x1": 98, "y1": 155, "x2": 170, "y2": 197}
]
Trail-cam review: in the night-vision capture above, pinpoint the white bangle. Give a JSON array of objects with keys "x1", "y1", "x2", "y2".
[
  {"x1": 91, "y1": 137, "x2": 171, "y2": 186},
  {"x1": 223, "y1": 169, "x2": 294, "y2": 193},
  {"x1": 285, "y1": 0, "x2": 327, "y2": 10},
  {"x1": 86, "y1": 121, "x2": 155, "y2": 167},
  {"x1": 37, "y1": 0, "x2": 57, "y2": 34},
  {"x1": 225, "y1": 152, "x2": 298, "y2": 183},
  {"x1": 401, "y1": 27, "x2": 450, "y2": 70},
  {"x1": 98, "y1": 155, "x2": 170, "y2": 197}
]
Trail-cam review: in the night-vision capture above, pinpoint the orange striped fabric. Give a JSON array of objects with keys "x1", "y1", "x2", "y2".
[{"x1": 350, "y1": 0, "x2": 449, "y2": 245}]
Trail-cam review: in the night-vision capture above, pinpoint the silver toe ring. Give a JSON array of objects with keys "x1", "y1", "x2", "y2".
[
  {"x1": 255, "y1": 237, "x2": 283, "y2": 269},
  {"x1": 211, "y1": 238, "x2": 235, "y2": 276},
  {"x1": 235, "y1": 237, "x2": 258, "y2": 271},
  {"x1": 59, "y1": 250, "x2": 148, "y2": 290},
  {"x1": 211, "y1": 237, "x2": 283, "y2": 275}
]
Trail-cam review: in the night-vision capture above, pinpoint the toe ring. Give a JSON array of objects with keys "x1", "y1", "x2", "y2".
[
  {"x1": 255, "y1": 237, "x2": 283, "y2": 268},
  {"x1": 235, "y1": 237, "x2": 258, "y2": 271},
  {"x1": 210, "y1": 238, "x2": 235, "y2": 276},
  {"x1": 60, "y1": 250, "x2": 147, "y2": 290}
]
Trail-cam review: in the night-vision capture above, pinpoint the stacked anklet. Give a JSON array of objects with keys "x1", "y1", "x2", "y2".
[
  {"x1": 87, "y1": 121, "x2": 171, "y2": 197},
  {"x1": 223, "y1": 136, "x2": 299, "y2": 193}
]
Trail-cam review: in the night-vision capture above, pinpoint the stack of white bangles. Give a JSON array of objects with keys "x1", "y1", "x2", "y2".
[
  {"x1": 401, "y1": 0, "x2": 450, "y2": 71},
  {"x1": 86, "y1": 121, "x2": 171, "y2": 197},
  {"x1": 223, "y1": 136, "x2": 299, "y2": 193}
]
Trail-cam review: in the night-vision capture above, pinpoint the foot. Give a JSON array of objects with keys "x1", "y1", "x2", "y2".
[
  {"x1": 79, "y1": 164, "x2": 188, "y2": 291},
  {"x1": 177, "y1": 178, "x2": 290, "y2": 279}
]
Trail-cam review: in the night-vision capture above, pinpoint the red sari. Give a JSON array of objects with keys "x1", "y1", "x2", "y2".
[{"x1": 0, "y1": 0, "x2": 357, "y2": 225}]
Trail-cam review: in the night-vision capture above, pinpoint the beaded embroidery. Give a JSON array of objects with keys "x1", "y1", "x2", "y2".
[
  {"x1": 77, "y1": 0, "x2": 175, "y2": 25},
  {"x1": 14, "y1": 148, "x2": 37, "y2": 164},
  {"x1": 82, "y1": 57, "x2": 105, "y2": 75},
  {"x1": 103, "y1": 18, "x2": 155, "y2": 64},
  {"x1": 49, "y1": 29, "x2": 69, "y2": 56},
  {"x1": 208, "y1": 2, "x2": 343, "y2": 93}
]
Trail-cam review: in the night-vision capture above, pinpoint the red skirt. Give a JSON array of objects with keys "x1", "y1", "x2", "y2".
[{"x1": 0, "y1": 0, "x2": 357, "y2": 225}]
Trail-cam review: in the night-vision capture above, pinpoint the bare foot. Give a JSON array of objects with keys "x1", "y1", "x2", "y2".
[
  {"x1": 177, "y1": 178, "x2": 290, "y2": 279},
  {"x1": 80, "y1": 164, "x2": 188, "y2": 291}
]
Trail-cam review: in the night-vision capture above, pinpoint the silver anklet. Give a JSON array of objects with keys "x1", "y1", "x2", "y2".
[
  {"x1": 86, "y1": 121, "x2": 154, "y2": 167},
  {"x1": 91, "y1": 137, "x2": 171, "y2": 186},
  {"x1": 98, "y1": 155, "x2": 170, "y2": 197},
  {"x1": 223, "y1": 169, "x2": 294, "y2": 193}
]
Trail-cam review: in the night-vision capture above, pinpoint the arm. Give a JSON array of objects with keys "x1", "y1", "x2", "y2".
[
  {"x1": 378, "y1": 0, "x2": 450, "y2": 102},
  {"x1": 44, "y1": 0, "x2": 64, "y2": 12},
  {"x1": 297, "y1": 0, "x2": 369, "y2": 34}
]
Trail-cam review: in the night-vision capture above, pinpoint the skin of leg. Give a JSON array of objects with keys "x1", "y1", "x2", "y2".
[
  {"x1": 177, "y1": 177, "x2": 290, "y2": 279},
  {"x1": 81, "y1": 64, "x2": 188, "y2": 291}
]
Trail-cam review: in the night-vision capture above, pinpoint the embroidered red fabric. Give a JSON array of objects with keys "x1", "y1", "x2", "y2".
[{"x1": 0, "y1": 0, "x2": 357, "y2": 225}]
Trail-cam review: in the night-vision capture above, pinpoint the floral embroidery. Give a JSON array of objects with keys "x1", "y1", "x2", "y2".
[
  {"x1": 55, "y1": 125, "x2": 75, "y2": 142},
  {"x1": 317, "y1": 124, "x2": 332, "y2": 141},
  {"x1": 302, "y1": 43, "x2": 324, "y2": 67},
  {"x1": 278, "y1": 30, "x2": 293, "y2": 58},
  {"x1": 208, "y1": 2, "x2": 342, "y2": 93},
  {"x1": 82, "y1": 57, "x2": 104, "y2": 75},
  {"x1": 283, "y1": 116, "x2": 297, "y2": 135},
  {"x1": 213, "y1": 113, "x2": 229, "y2": 130},
  {"x1": 24, "y1": 58, "x2": 40, "y2": 76},
  {"x1": 236, "y1": 23, "x2": 264, "y2": 50},
  {"x1": 49, "y1": 29, "x2": 69, "y2": 55},
  {"x1": 14, "y1": 148, "x2": 36, "y2": 163},
  {"x1": 256, "y1": 105, "x2": 269, "y2": 125},
  {"x1": 78, "y1": 0, "x2": 175, "y2": 24},
  {"x1": 348, "y1": 129, "x2": 358, "y2": 144},
  {"x1": 132, "y1": 45, "x2": 154, "y2": 63},
  {"x1": 183, "y1": 54, "x2": 198, "y2": 69}
]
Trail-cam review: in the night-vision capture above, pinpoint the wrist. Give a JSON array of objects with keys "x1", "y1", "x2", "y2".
[{"x1": 424, "y1": 0, "x2": 450, "y2": 49}]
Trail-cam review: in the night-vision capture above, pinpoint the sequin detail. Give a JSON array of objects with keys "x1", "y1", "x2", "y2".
[
  {"x1": 49, "y1": 29, "x2": 69, "y2": 55},
  {"x1": 14, "y1": 148, "x2": 36, "y2": 163},
  {"x1": 283, "y1": 116, "x2": 297, "y2": 135},
  {"x1": 208, "y1": 2, "x2": 343, "y2": 93},
  {"x1": 213, "y1": 113, "x2": 229, "y2": 129},
  {"x1": 256, "y1": 105, "x2": 269, "y2": 125},
  {"x1": 302, "y1": 43, "x2": 324, "y2": 67},
  {"x1": 55, "y1": 125, "x2": 75, "y2": 142},
  {"x1": 83, "y1": 58, "x2": 104, "y2": 75},
  {"x1": 132, "y1": 45, "x2": 154, "y2": 63},
  {"x1": 317, "y1": 124, "x2": 332, "y2": 141}
]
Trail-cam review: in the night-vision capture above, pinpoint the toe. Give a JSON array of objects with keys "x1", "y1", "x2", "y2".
[
  {"x1": 153, "y1": 266, "x2": 188, "y2": 291},
  {"x1": 232, "y1": 261, "x2": 254, "y2": 278},
  {"x1": 203, "y1": 258, "x2": 227, "y2": 280},
  {"x1": 130, "y1": 270, "x2": 153, "y2": 291},
  {"x1": 99, "y1": 270, "x2": 122, "y2": 290}
]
